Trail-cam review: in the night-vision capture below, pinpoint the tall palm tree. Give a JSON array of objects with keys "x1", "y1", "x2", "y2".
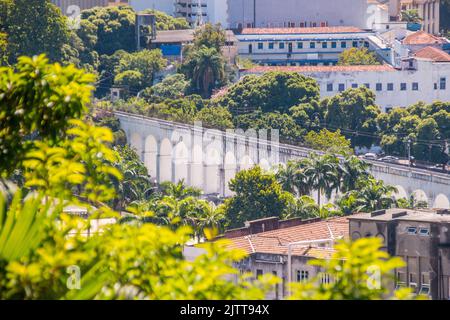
[
  {"x1": 339, "y1": 155, "x2": 371, "y2": 193},
  {"x1": 276, "y1": 161, "x2": 312, "y2": 196},
  {"x1": 190, "y1": 46, "x2": 225, "y2": 97},
  {"x1": 304, "y1": 153, "x2": 340, "y2": 207},
  {"x1": 160, "y1": 180, "x2": 202, "y2": 200},
  {"x1": 353, "y1": 178, "x2": 398, "y2": 212}
]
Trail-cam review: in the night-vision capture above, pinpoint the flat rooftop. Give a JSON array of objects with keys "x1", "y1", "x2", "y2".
[
  {"x1": 349, "y1": 209, "x2": 450, "y2": 223},
  {"x1": 240, "y1": 26, "x2": 365, "y2": 35},
  {"x1": 241, "y1": 65, "x2": 397, "y2": 73}
]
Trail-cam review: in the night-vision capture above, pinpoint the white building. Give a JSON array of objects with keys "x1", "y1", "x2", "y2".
[
  {"x1": 236, "y1": 27, "x2": 374, "y2": 66},
  {"x1": 128, "y1": 0, "x2": 175, "y2": 14},
  {"x1": 240, "y1": 46, "x2": 450, "y2": 112}
]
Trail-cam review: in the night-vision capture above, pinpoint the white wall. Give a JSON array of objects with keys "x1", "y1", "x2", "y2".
[
  {"x1": 226, "y1": 0, "x2": 375, "y2": 29},
  {"x1": 129, "y1": 0, "x2": 174, "y2": 14},
  {"x1": 241, "y1": 60, "x2": 450, "y2": 112}
]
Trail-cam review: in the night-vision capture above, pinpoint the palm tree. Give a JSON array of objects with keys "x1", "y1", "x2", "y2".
[
  {"x1": 160, "y1": 180, "x2": 202, "y2": 200},
  {"x1": 304, "y1": 153, "x2": 340, "y2": 207},
  {"x1": 353, "y1": 178, "x2": 398, "y2": 212},
  {"x1": 190, "y1": 46, "x2": 225, "y2": 97},
  {"x1": 276, "y1": 160, "x2": 312, "y2": 196},
  {"x1": 339, "y1": 155, "x2": 371, "y2": 193},
  {"x1": 401, "y1": 9, "x2": 422, "y2": 23}
]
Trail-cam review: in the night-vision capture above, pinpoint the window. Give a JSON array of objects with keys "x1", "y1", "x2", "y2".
[
  {"x1": 352, "y1": 41, "x2": 358, "y2": 47},
  {"x1": 322, "y1": 42, "x2": 327, "y2": 49},
  {"x1": 376, "y1": 83, "x2": 382, "y2": 91},
  {"x1": 297, "y1": 42, "x2": 303, "y2": 49},
  {"x1": 364, "y1": 83, "x2": 370, "y2": 89},
  {"x1": 338, "y1": 83, "x2": 345, "y2": 92},
  {"x1": 419, "y1": 228, "x2": 430, "y2": 236},
  {"x1": 321, "y1": 273, "x2": 331, "y2": 284},
  {"x1": 396, "y1": 271, "x2": 407, "y2": 288},
  {"x1": 310, "y1": 42, "x2": 316, "y2": 49},
  {"x1": 364, "y1": 41, "x2": 370, "y2": 48},
  {"x1": 341, "y1": 41, "x2": 347, "y2": 48},
  {"x1": 256, "y1": 269, "x2": 263, "y2": 278},
  {"x1": 400, "y1": 83, "x2": 407, "y2": 91},
  {"x1": 351, "y1": 83, "x2": 358, "y2": 89},
  {"x1": 387, "y1": 83, "x2": 394, "y2": 91},
  {"x1": 412, "y1": 82, "x2": 419, "y2": 91},
  {"x1": 327, "y1": 83, "x2": 333, "y2": 92},
  {"x1": 434, "y1": 83, "x2": 438, "y2": 90},
  {"x1": 273, "y1": 271, "x2": 279, "y2": 299},
  {"x1": 407, "y1": 226, "x2": 417, "y2": 234},
  {"x1": 279, "y1": 42, "x2": 285, "y2": 49},
  {"x1": 268, "y1": 42, "x2": 274, "y2": 49},
  {"x1": 331, "y1": 42, "x2": 337, "y2": 48},
  {"x1": 258, "y1": 42, "x2": 263, "y2": 50},
  {"x1": 440, "y1": 77, "x2": 446, "y2": 90},
  {"x1": 296, "y1": 270, "x2": 309, "y2": 282}
]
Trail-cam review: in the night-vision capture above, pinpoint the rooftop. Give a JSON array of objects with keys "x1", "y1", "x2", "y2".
[
  {"x1": 349, "y1": 208, "x2": 450, "y2": 223},
  {"x1": 241, "y1": 64, "x2": 397, "y2": 74},
  {"x1": 240, "y1": 26, "x2": 365, "y2": 35},
  {"x1": 414, "y1": 46, "x2": 450, "y2": 62},
  {"x1": 153, "y1": 29, "x2": 236, "y2": 44},
  {"x1": 225, "y1": 216, "x2": 349, "y2": 257},
  {"x1": 403, "y1": 31, "x2": 447, "y2": 45}
]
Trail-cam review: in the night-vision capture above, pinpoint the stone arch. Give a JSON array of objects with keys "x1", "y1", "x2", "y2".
[
  {"x1": 259, "y1": 158, "x2": 271, "y2": 171},
  {"x1": 190, "y1": 144, "x2": 204, "y2": 189},
  {"x1": 144, "y1": 135, "x2": 157, "y2": 179},
  {"x1": 240, "y1": 155, "x2": 254, "y2": 170},
  {"x1": 159, "y1": 138, "x2": 173, "y2": 183},
  {"x1": 130, "y1": 133, "x2": 143, "y2": 161},
  {"x1": 433, "y1": 194, "x2": 450, "y2": 209},
  {"x1": 204, "y1": 139, "x2": 222, "y2": 194},
  {"x1": 412, "y1": 189, "x2": 429, "y2": 206},
  {"x1": 393, "y1": 185, "x2": 408, "y2": 200},
  {"x1": 224, "y1": 151, "x2": 237, "y2": 197},
  {"x1": 173, "y1": 141, "x2": 189, "y2": 183}
]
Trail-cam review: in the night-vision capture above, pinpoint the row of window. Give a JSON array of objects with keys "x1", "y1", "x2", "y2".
[
  {"x1": 254, "y1": 40, "x2": 369, "y2": 51},
  {"x1": 396, "y1": 271, "x2": 431, "y2": 295},
  {"x1": 406, "y1": 226, "x2": 430, "y2": 236},
  {"x1": 326, "y1": 78, "x2": 447, "y2": 93}
]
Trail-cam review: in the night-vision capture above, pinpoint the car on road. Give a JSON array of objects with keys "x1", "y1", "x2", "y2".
[
  {"x1": 361, "y1": 153, "x2": 378, "y2": 160},
  {"x1": 379, "y1": 156, "x2": 399, "y2": 163}
]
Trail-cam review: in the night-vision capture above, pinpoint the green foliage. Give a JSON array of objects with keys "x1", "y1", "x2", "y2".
[
  {"x1": 2, "y1": 0, "x2": 71, "y2": 63},
  {"x1": 217, "y1": 72, "x2": 320, "y2": 115},
  {"x1": 193, "y1": 23, "x2": 226, "y2": 51},
  {"x1": 221, "y1": 166, "x2": 292, "y2": 228},
  {"x1": 401, "y1": 9, "x2": 422, "y2": 23},
  {"x1": 181, "y1": 46, "x2": 226, "y2": 97},
  {"x1": 337, "y1": 48, "x2": 380, "y2": 66},
  {"x1": 114, "y1": 49, "x2": 167, "y2": 93},
  {"x1": 289, "y1": 237, "x2": 416, "y2": 300},
  {"x1": 324, "y1": 87, "x2": 380, "y2": 147},
  {"x1": 304, "y1": 129, "x2": 353, "y2": 155},
  {"x1": 142, "y1": 9, "x2": 189, "y2": 31},
  {"x1": 80, "y1": 6, "x2": 136, "y2": 55},
  {"x1": 147, "y1": 74, "x2": 189, "y2": 100},
  {"x1": 0, "y1": 55, "x2": 95, "y2": 176},
  {"x1": 195, "y1": 106, "x2": 234, "y2": 130}
]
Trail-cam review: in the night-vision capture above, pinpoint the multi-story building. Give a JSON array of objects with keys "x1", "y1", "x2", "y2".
[
  {"x1": 236, "y1": 27, "x2": 374, "y2": 66},
  {"x1": 385, "y1": 0, "x2": 440, "y2": 34},
  {"x1": 348, "y1": 208, "x2": 450, "y2": 300},
  {"x1": 222, "y1": 216, "x2": 349, "y2": 299},
  {"x1": 240, "y1": 45, "x2": 450, "y2": 112},
  {"x1": 51, "y1": 0, "x2": 110, "y2": 14}
]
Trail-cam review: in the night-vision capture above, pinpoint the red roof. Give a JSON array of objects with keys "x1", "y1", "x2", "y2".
[
  {"x1": 403, "y1": 31, "x2": 446, "y2": 45},
  {"x1": 242, "y1": 65, "x2": 396, "y2": 74},
  {"x1": 414, "y1": 46, "x2": 450, "y2": 62},
  {"x1": 227, "y1": 216, "x2": 349, "y2": 257},
  {"x1": 241, "y1": 26, "x2": 364, "y2": 35}
]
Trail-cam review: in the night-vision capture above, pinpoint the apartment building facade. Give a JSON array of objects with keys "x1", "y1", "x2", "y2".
[
  {"x1": 240, "y1": 46, "x2": 450, "y2": 112},
  {"x1": 386, "y1": 0, "x2": 440, "y2": 34},
  {"x1": 236, "y1": 27, "x2": 373, "y2": 66},
  {"x1": 349, "y1": 208, "x2": 450, "y2": 300},
  {"x1": 223, "y1": 216, "x2": 349, "y2": 299}
]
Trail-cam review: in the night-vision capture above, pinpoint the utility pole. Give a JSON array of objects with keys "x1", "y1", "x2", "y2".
[{"x1": 407, "y1": 138, "x2": 412, "y2": 167}]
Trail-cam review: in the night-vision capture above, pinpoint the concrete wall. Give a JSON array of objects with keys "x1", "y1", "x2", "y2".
[
  {"x1": 226, "y1": 0, "x2": 376, "y2": 29},
  {"x1": 51, "y1": 0, "x2": 109, "y2": 14},
  {"x1": 129, "y1": 0, "x2": 174, "y2": 13}
]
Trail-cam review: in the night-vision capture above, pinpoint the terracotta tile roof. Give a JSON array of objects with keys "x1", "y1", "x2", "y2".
[
  {"x1": 227, "y1": 216, "x2": 349, "y2": 258},
  {"x1": 242, "y1": 65, "x2": 396, "y2": 74},
  {"x1": 241, "y1": 26, "x2": 364, "y2": 35},
  {"x1": 403, "y1": 31, "x2": 446, "y2": 45},
  {"x1": 414, "y1": 46, "x2": 450, "y2": 62}
]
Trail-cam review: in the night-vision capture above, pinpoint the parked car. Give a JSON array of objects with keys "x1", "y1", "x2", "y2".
[
  {"x1": 362, "y1": 153, "x2": 378, "y2": 160},
  {"x1": 379, "y1": 156, "x2": 399, "y2": 163}
]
